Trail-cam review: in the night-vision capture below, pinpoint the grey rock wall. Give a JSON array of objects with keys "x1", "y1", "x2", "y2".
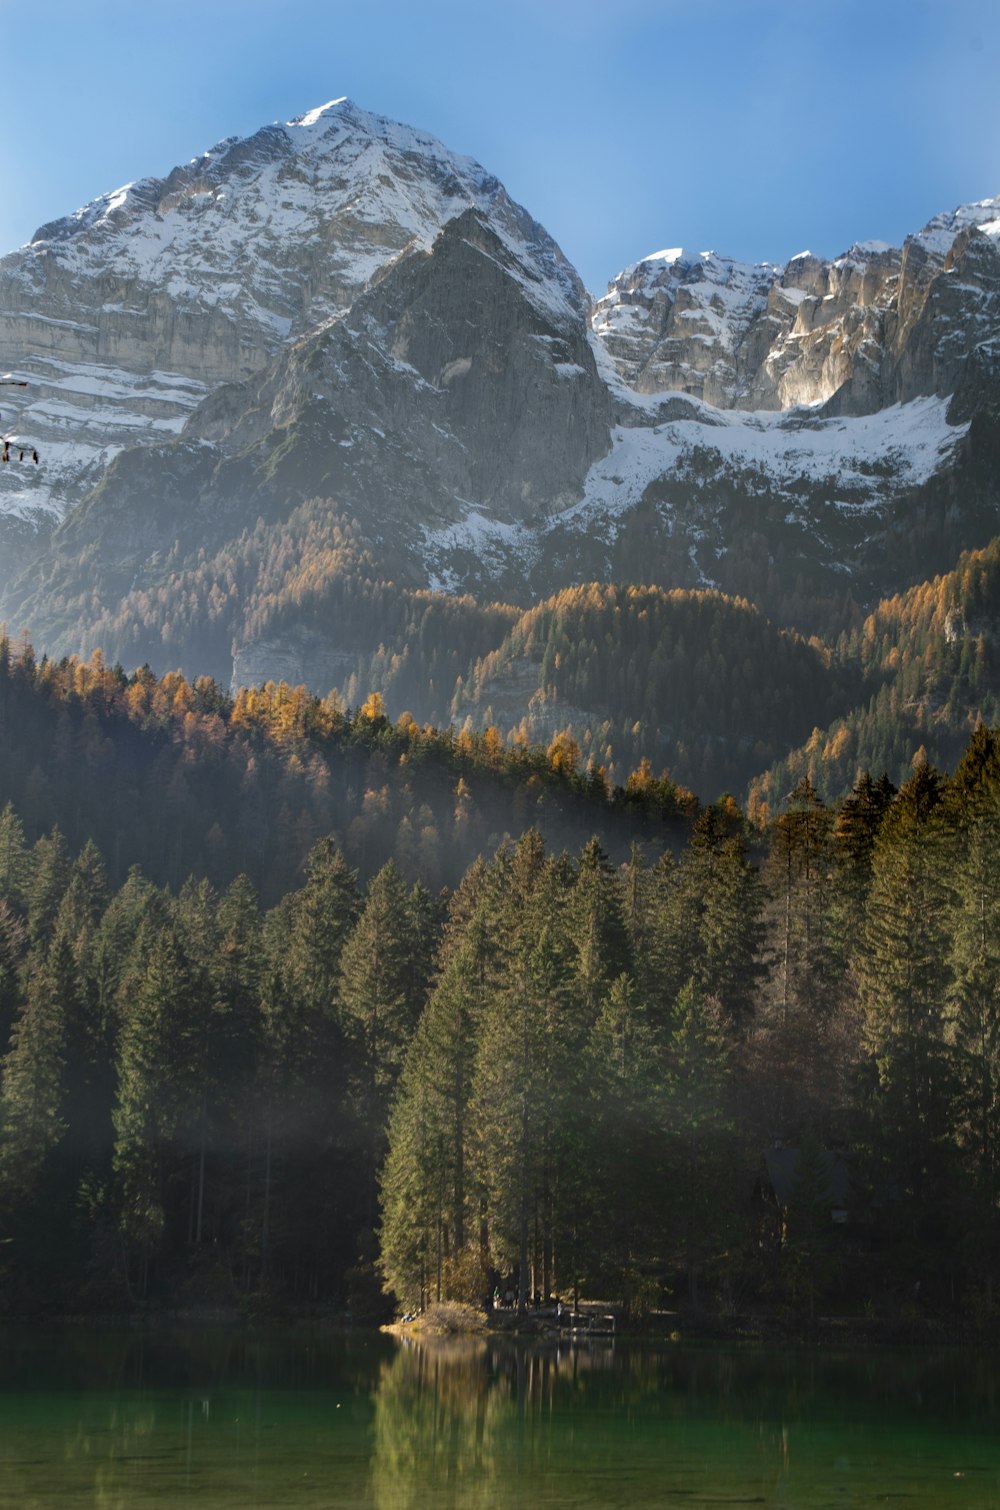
[{"x1": 592, "y1": 205, "x2": 1000, "y2": 417}]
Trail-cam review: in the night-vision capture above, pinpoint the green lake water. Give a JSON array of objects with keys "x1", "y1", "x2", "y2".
[{"x1": 2, "y1": 1328, "x2": 1000, "y2": 1508}]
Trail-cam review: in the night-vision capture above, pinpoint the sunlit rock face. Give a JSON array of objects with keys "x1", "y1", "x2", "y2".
[
  {"x1": 592, "y1": 248, "x2": 783, "y2": 406},
  {"x1": 592, "y1": 196, "x2": 1000, "y2": 415}
]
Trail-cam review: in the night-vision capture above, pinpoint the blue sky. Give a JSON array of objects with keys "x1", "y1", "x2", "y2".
[{"x1": 2, "y1": 0, "x2": 999, "y2": 293}]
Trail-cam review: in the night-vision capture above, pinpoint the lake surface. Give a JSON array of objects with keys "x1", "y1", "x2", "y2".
[{"x1": 1, "y1": 1327, "x2": 1000, "y2": 1508}]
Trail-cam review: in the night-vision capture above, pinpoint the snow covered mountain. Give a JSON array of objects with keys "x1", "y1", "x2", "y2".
[
  {"x1": 592, "y1": 195, "x2": 1000, "y2": 413},
  {"x1": 1, "y1": 99, "x2": 999, "y2": 691},
  {"x1": 0, "y1": 98, "x2": 585, "y2": 534}
]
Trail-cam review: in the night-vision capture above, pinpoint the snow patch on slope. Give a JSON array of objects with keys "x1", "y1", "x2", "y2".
[
  {"x1": 568, "y1": 394, "x2": 966, "y2": 529},
  {"x1": 420, "y1": 394, "x2": 968, "y2": 587},
  {"x1": 0, "y1": 359, "x2": 206, "y2": 523},
  {"x1": 423, "y1": 509, "x2": 540, "y2": 593}
]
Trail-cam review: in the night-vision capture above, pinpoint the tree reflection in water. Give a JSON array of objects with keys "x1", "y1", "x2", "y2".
[
  {"x1": 2, "y1": 1331, "x2": 1000, "y2": 1509},
  {"x1": 370, "y1": 1338, "x2": 1000, "y2": 1510}
]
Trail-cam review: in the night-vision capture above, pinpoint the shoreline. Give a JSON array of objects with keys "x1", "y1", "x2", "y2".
[
  {"x1": 382, "y1": 1301, "x2": 993, "y2": 1350},
  {"x1": 1, "y1": 1303, "x2": 995, "y2": 1350}
]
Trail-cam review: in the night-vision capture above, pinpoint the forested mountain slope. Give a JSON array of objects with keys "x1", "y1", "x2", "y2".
[
  {"x1": 2, "y1": 679, "x2": 1000, "y2": 1328},
  {"x1": 0, "y1": 631, "x2": 698, "y2": 904},
  {"x1": 452, "y1": 583, "x2": 860, "y2": 796},
  {"x1": 750, "y1": 535, "x2": 1000, "y2": 815},
  {"x1": 11, "y1": 503, "x2": 1000, "y2": 809}
]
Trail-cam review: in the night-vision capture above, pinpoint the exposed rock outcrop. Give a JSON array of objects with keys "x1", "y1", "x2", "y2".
[{"x1": 592, "y1": 199, "x2": 1000, "y2": 416}]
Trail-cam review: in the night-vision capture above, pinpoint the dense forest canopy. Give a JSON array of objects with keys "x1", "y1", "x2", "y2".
[
  {"x1": 2, "y1": 633, "x2": 1000, "y2": 1325},
  {"x1": 8, "y1": 80, "x2": 1000, "y2": 1347}
]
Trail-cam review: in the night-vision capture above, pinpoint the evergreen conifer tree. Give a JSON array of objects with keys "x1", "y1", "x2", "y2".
[
  {"x1": 855, "y1": 762, "x2": 953, "y2": 1257},
  {"x1": 664, "y1": 980, "x2": 734, "y2": 1308},
  {"x1": 0, "y1": 955, "x2": 68, "y2": 1203}
]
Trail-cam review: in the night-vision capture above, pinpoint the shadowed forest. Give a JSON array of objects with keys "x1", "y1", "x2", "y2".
[{"x1": 1, "y1": 633, "x2": 1000, "y2": 1327}]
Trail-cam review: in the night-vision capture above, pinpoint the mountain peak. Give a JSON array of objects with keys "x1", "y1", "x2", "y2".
[
  {"x1": 12, "y1": 94, "x2": 582, "y2": 329},
  {"x1": 912, "y1": 193, "x2": 1000, "y2": 257},
  {"x1": 278, "y1": 95, "x2": 487, "y2": 179},
  {"x1": 0, "y1": 95, "x2": 587, "y2": 528},
  {"x1": 287, "y1": 97, "x2": 351, "y2": 128}
]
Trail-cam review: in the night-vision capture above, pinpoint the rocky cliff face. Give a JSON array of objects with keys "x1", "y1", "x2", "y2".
[
  {"x1": 592, "y1": 197, "x2": 1000, "y2": 415},
  {"x1": 28, "y1": 206, "x2": 611, "y2": 620},
  {"x1": 188, "y1": 209, "x2": 611, "y2": 528}
]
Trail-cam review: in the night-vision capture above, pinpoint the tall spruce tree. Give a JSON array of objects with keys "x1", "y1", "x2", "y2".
[
  {"x1": 943, "y1": 727, "x2": 1000, "y2": 1293},
  {"x1": 340, "y1": 861, "x2": 418, "y2": 1110},
  {"x1": 0, "y1": 901, "x2": 26, "y2": 1053},
  {"x1": 830, "y1": 771, "x2": 895, "y2": 966},
  {"x1": 340, "y1": 859, "x2": 420, "y2": 1236},
  {"x1": 582, "y1": 972, "x2": 664, "y2": 1311},
  {"x1": 0, "y1": 804, "x2": 29, "y2": 913},
  {"x1": 766, "y1": 778, "x2": 835, "y2": 1025},
  {"x1": 694, "y1": 827, "x2": 765, "y2": 1036},
  {"x1": 287, "y1": 839, "x2": 359, "y2": 1017},
  {"x1": 380, "y1": 915, "x2": 491, "y2": 1307},
  {"x1": 663, "y1": 980, "x2": 734, "y2": 1308},
  {"x1": 469, "y1": 843, "x2": 575, "y2": 1309},
  {"x1": 26, "y1": 828, "x2": 71, "y2": 952},
  {"x1": 112, "y1": 923, "x2": 209, "y2": 1291},
  {"x1": 854, "y1": 761, "x2": 954, "y2": 1264},
  {"x1": 0, "y1": 954, "x2": 68, "y2": 1204},
  {"x1": 572, "y1": 836, "x2": 633, "y2": 1021}
]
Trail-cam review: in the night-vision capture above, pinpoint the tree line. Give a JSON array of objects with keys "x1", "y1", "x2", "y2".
[
  {"x1": 0, "y1": 630, "x2": 693, "y2": 907},
  {"x1": 2, "y1": 721, "x2": 1000, "y2": 1323},
  {"x1": 16, "y1": 489, "x2": 1000, "y2": 811}
]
